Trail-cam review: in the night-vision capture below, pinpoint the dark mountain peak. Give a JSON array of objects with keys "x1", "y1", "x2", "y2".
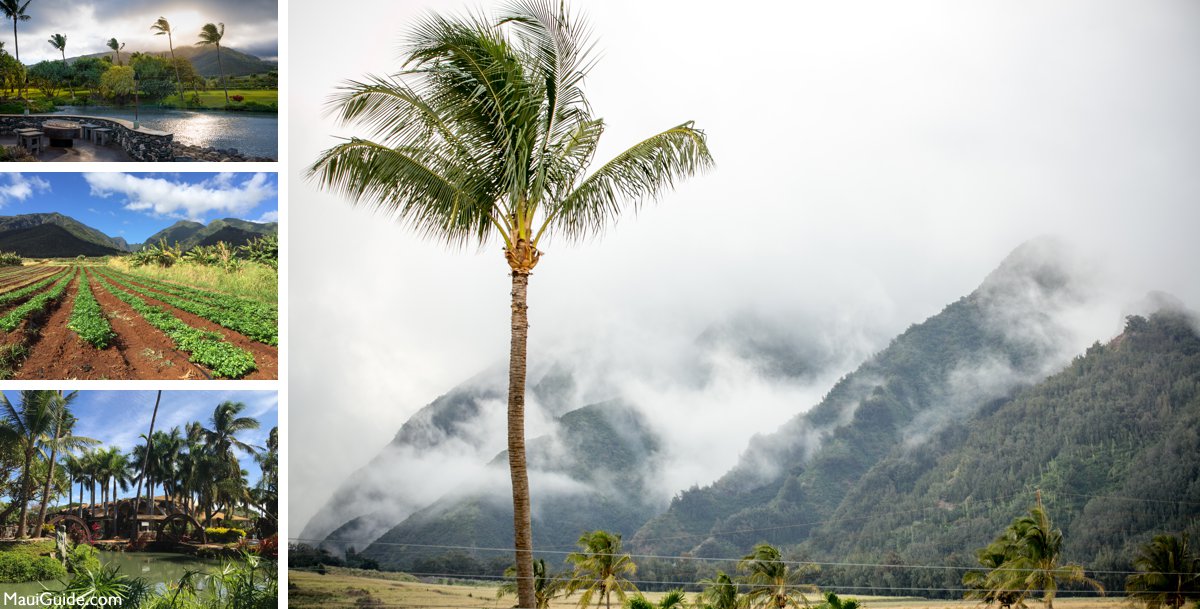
[{"x1": 0, "y1": 213, "x2": 128, "y2": 254}]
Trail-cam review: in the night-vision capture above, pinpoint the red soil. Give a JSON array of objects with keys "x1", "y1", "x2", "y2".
[{"x1": 99, "y1": 274, "x2": 277, "y2": 380}]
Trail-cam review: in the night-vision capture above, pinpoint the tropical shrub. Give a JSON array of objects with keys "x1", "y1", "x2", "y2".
[
  {"x1": 230, "y1": 94, "x2": 244, "y2": 102},
  {"x1": 66, "y1": 543, "x2": 101, "y2": 576},
  {"x1": 0, "y1": 251, "x2": 23, "y2": 266},
  {"x1": 0, "y1": 552, "x2": 68, "y2": 583},
  {"x1": 99, "y1": 65, "x2": 136, "y2": 104}
]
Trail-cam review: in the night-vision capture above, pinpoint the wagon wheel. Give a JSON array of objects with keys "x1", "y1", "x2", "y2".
[
  {"x1": 48, "y1": 514, "x2": 92, "y2": 545},
  {"x1": 157, "y1": 513, "x2": 208, "y2": 545}
]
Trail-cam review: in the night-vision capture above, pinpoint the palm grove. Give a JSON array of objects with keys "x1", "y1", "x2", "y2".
[
  {"x1": 0, "y1": 1, "x2": 261, "y2": 110},
  {"x1": 0, "y1": 391, "x2": 278, "y2": 540},
  {"x1": 308, "y1": 2, "x2": 712, "y2": 607}
]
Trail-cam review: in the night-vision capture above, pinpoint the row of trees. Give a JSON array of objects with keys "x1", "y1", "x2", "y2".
[
  {"x1": 965, "y1": 498, "x2": 1200, "y2": 609},
  {"x1": 0, "y1": 4, "x2": 238, "y2": 106},
  {"x1": 499, "y1": 532, "x2": 841, "y2": 609},
  {"x1": 0, "y1": 391, "x2": 277, "y2": 540}
]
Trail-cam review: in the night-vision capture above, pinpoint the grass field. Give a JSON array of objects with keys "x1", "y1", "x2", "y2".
[
  {"x1": 286, "y1": 569, "x2": 1130, "y2": 609},
  {"x1": 12, "y1": 88, "x2": 278, "y2": 111},
  {"x1": 107, "y1": 257, "x2": 277, "y2": 304}
]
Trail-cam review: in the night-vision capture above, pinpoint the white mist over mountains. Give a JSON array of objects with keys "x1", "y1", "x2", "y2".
[{"x1": 290, "y1": 0, "x2": 1200, "y2": 537}]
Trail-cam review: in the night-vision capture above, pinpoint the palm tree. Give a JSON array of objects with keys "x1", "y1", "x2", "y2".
[
  {"x1": 151, "y1": 17, "x2": 184, "y2": 104},
  {"x1": 47, "y1": 32, "x2": 72, "y2": 99},
  {"x1": 1007, "y1": 504, "x2": 1103, "y2": 609},
  {"x1": 197, "y1": 23, "x2": 228, "y2": 104},
  {"x1": 964, "y1": 538, "x2": 1028, "y2": 609},
  {"x1": 34, "y1": 392, "x2": 98, "y2": 536},
  {"x1": 106, "y1": 37, "x2": 124, "y2": 66},
  {"x1": 0, "y1": 0, "x2": 30, "y2": 63},
  {"x1": 499, "y1": 558, "x2": 563, "y2": 609},
  {"x1": 307, "y1": 4, "x2": 711, "y2": 605},
  {"x1": 1, "y1": 390, "x2": 57, "y2": 538},
  {"x1": 697, "y1": 571, "x2": 741, "y2": 609},
  {"x1": 738, "y1": 544, "x2": 820, "y2": 609},
  {"x1": 1126, "y1": 533, "x2": 1200, "y2": 609},
  {"x1": 566, "y1": 530, "x2": 639, "y2": 609}
]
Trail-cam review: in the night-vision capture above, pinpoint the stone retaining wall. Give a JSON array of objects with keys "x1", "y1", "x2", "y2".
[{"x1": 0, "y1": 114, "x2": 173, "y2": 161}]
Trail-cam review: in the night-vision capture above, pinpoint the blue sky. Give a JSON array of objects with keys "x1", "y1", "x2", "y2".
[
  {"x1": 1, "y1": 390, "x2": 277, "y2": 502},
  {"x1": 0, "y1": 173, "x2": 278, "y2": 244}
]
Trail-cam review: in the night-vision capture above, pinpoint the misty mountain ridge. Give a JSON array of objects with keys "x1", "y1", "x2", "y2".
[
  {"x1": 302, "y1": 237, "x2": 1153, "y2": 568},
  {"x1": 65, "y1": 45, "x2": 276, "y2": 78},
  {"x1": 0, "y1": 213, "x2": 275, "y2": 257}
]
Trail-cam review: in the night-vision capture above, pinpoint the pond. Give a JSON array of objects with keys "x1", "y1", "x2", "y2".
[
  {"x1": 50, "y1": 105, "x2": 278, "y2": 159},
  {"x1": 1, "y1": 551, "x2": 226, "y2": 595}
]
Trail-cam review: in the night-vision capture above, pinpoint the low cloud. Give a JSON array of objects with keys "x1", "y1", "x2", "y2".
[{"x1": 84, "y1": 172, "x2": 276, "y2": 221}]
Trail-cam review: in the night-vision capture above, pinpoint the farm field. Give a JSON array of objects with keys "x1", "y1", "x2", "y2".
[
  {"x1": 286, "y1": 569, "x2": 1127, "y2": 609},
  {"x1": 0, "y1": 263, "x2": 277, "y2": 380}
]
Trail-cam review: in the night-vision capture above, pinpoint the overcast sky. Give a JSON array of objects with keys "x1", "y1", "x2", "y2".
[
  {"x1": 289, "y1": 0, "x2": 1200, "y2": 531},
  {"x1": 0, "y1": 173, "x2": 277, "y2": 242},
  {"x1": 9, "y1": 0, "x2": 277, "y2": 64}
]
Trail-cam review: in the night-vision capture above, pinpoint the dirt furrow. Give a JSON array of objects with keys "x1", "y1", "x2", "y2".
[
  {"x1": 101, "y1": 274, "x2": 278, "y2": 380},
  {"x1": 13, "y1": 272, "x2": 135, "y2": 380},
  {"x1": 86, "y1": 269, "x2": 211, "y2": 380}
]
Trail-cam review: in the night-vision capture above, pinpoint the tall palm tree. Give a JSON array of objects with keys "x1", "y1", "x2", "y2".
[
  {"x1": 738, "y1": 544, "x2": 820, "y2": 609},
  {"x1": 696, "y1": 571, "x2": 740, "y2": 609},
  {"x1": 35, "y1": 392, "x2": 98, "y2": 536},
  {"x1": 151, "y1": 17, "x2": 184, "y2": 104},
  {"x1": 47, "y1": 33, "x2": 72, "y2": 99},
  {"x1": 566, "y1": 530, "x2": 639, "y2": 609},
  {"x1": 308, "y1": 4, "x2": 711, "y2": 605},
  {"x1": 1, "y1": 390, "x2": 57, "y2": 538},
  {"x1": 197, "y1": 23, "x2": 228, "y2": 104},
  {"x1": 106, "y1": 37, "x2": 124, "y2": 66},
  {"x1": 1126, "y1": 533, "x2": 1199, "y2": 609},
  {"x1": 0, "y1": 0, "x2": 30, "y2": 63}
]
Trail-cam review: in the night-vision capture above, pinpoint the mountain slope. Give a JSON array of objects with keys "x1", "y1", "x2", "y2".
[
  {"x1": 0, "y1": 213, "x2": 129, "y2": 255},
  {"x1": 356, "y1": 400, "x2": 664, "y2": 572},
  {"x1": 795, "y1": 309, "x2": 1200, "y2": 595},
  {"x1": 632, "y1": 238, "x2": 1090, "y2": 557},
  {"x1": 142, "y1": 218, "x2": 276, "y2": 250},
  {"x1": 67, "y1": 46, "x2": 276, "y2": 77}
]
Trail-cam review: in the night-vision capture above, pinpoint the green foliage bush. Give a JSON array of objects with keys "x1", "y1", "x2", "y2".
[
  {"x1": 0, "y1": 552, "x2": 68, "y2": 583},
  {"x1": 66, "y1": 543, "x2": 101, "y2": 576},
  {"x1": 0, "y1": 251, "x2": 22, "y2": 266}
]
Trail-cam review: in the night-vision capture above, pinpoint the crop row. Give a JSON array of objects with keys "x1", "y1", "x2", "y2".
[
  {"x1": 93, "y1": 273, "x2": 256, "y2": 379},
  {"x1": 0, "y1": 269, "x2": 74, "y2": 332},
  {"x1": 105, "y1": 269, "x2": 277, "y2": 324},
  {"x1": 97, "y1": 269, "x2": 277, "y2": 346},
  {"x1": 0, "y1": 268, "x2": 69, "y2": 304},
  {"x1": 68, "y1": 271, "x2": 117, "y2": 349}
]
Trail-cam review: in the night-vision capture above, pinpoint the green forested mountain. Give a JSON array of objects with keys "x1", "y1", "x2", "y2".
[
  {"x1": 141, "y1": 218, "x2": 276, "y2": 250},
  {"x1": 355, "y1": 400, "x2": 663, "y2": 572},
  {"x1": 0, "y1": 212, "x2": 130, "y2": 254},
  {"x1": 793, "y1": 310, "x2": 1200, "y2": 596},
  {"x1": 632, "y1": 238, "x2": 1084, "y2": 558},
  {"x1": 67, "y1": 46, "x2": 276, "y2": 77}
]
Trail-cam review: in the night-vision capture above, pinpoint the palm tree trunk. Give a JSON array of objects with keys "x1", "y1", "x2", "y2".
[
  {"x1": 508, "y1": 271, "x2": 535, "y2": 609},
  {"x1": 35, "y1": 440, "x2": 60, "y2": 536},
  {"x1": 216, "y1": 44, "x2": 229, "y2": 104},
  {"x1": 17, "y1": 449, "x2": 33, "y2": 538},
  {"x1": 168, "y1": 34, "x2": 183, "y2": 105}
]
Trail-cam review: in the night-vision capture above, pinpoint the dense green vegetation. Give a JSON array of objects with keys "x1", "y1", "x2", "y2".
[
  {"x1": 93, "y1": 272, "x2": 257, "y2": 378},
  {"x1": 66, "y1": 270, "x2": 115, "y2": 348},
  {"x1": 0, "y1": 267, "x2": 72, "y2": 331}
]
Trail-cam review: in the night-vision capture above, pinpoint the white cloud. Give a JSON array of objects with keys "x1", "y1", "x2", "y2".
[
  {"x1": 0, "y1": 174, "x2": 51, "y2": 205},
  {"x1": 83, "y1": 172, "x2": 276, "y2": 221},
  {"x1": 257, "y1": 210, "x2": 279, "y2": 223}
]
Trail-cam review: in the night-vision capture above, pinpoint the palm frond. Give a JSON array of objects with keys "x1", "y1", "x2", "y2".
[{"x1": 547, "y1": 121, "x2": 712, "y2": 243}]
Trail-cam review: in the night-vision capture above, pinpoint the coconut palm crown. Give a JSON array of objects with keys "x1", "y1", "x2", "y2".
[
  {"x1": 307, "y1": 3, "x2": 711, "y2": 608},
  {"x1": 0, "y1": 0, "x2": 30, "y2": 62}
]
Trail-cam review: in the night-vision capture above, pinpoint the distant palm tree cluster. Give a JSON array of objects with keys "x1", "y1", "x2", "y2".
[
  {"x1": 0, "y1": 390, "x2": 278, "y2": 541},
  {"x1": 0, "y1": 0, "x2": 237, "y2": 106},
  {"x1": 496, "y1": 520, "x2": 1198, "y2": 609}
]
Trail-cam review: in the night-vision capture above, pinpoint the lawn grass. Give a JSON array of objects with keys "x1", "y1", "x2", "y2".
[
  {"x1": 286, "y1": 570, "x2": 1131, "y2": 609},
  {"x1": 106, "y1": 257, "x2": 277, "y2": 306},
  {"x1": 12, "y1": 88, "x2": 277, "y2": 111},
  {"x1": 0, "y1": 539, "x2": 56, "y2": 560}
]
